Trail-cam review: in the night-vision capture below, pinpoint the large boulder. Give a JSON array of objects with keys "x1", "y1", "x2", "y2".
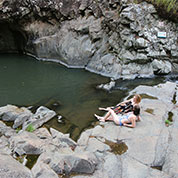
[
  {"x1": 9, "y1": 131, "x2": 45, "y2": 155},
  {"x1": 151, "y1": 59, "x2": 172, "y2": 74},
  {"x1": 0, "y1": 120, "x2": 16, "y2": 137},
  {"x1": 32, "y1": 148, "x2": 97, "y2": 175},
  {"x1": 22, "y1": 106, "x2": 56, "y2": 130},
  {"x1": 0, "y1": 105, "x2": 32, "y2": 125},
  {"x1": 74, "y1": 81, "x2": 178, "y2": 178},
  {"x1": 0, "y1": 154, "x2": 33, "y2": 178},
  {"x1": 50, "y1": 128, "x2": 77, "y2": 148}
]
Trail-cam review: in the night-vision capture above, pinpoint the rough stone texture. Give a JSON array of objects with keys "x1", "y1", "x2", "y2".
[
  {"x1": 74, "y1": 81, "x2": 178, "y2": 178},
  {"x1": 33, "y1": 148, "x2": 97, "y2": 175},
  {"x1": 0, "y1": 0, "x2": 177, "y2": 79},
  {"x1": 50, "y1": 128, "x2": 77, "y2": 148},
  {"x1": 0, "y1": 105, "x2": 33, "y2": 129},
  {"x1": 32, "y1": 162, "x2": 59, "y2": 178},
  {"x1": 151, "y1": 59, "x2": 172, "y2": 74},
  {"x1": 96, "y1": 80, "x2": 116, "y2": 91},
  {"x1": 0, "y1": 82, "x2": 178, "y2": 177},
  {"x1": 0, "y1": 120, "x2": 16, "y2": 137},
  {"x1": 0, "y1": 105, "x2": 32, "y2": 123},
  {"x1": 22, "y1": 106, "x2": 56, "y2": 130},
  {"x1": 0, "y1": 153, "x2": 33, "y2": 178},
  {"x1": 9, "y1": 131, "x2": 45, "y2": 155},
  {"x1": 0, "y1": 136, "x2": 11, "y2": 155}
]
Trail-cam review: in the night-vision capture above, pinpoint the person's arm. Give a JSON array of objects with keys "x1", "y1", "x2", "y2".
[
  {"x1": 117, "y1": 98, "x2": 132, "y2": 106},
  {"x1": 99, "y1": 107, "x2": 112, "y2": 111},
  {"x1": 123, "y1": 115, "x2": 136, "y2": 128}
]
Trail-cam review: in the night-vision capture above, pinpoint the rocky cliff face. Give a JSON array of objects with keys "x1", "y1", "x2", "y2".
[
  {"x1": 0, "y1": 0, "x2": 177, "y2": 79},
  {"x1": 0, "y1": 81, "x2": 178, "y2": 178}
]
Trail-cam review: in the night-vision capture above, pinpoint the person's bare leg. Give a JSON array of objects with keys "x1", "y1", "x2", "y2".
[
  {"x1": 105, "y1": 115, "x2": 113, "y2": 121},
  {"x1": 108, "y1": 109, "x2": 120, "y2": 125},
  {"x1": 94, "y1": 110, "x2": 112, "y2": 122}
]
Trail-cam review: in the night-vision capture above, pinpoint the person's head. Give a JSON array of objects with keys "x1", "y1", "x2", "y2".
[
  {"x1": 133, "y1": 104, "x2": 140, "y2": 116},
  {"x1": 133, "y1": 94, "x2": 141, "y2": 104}
]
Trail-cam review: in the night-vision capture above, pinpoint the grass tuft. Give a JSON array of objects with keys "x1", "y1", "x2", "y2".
[
  {"x1": 26, "y1": 124, "x2": 35, "y2": 132},
  {"x1": 145, "y1": 0, "x2": 178, "y2": 23}
]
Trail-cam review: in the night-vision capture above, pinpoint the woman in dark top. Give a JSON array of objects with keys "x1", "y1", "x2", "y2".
[
  {"x1": 95, "y1": 94, "x2": 141, "y2": 122},
  {"x1": 95, "y1": 104, "x2": 141, "y2": 128}
]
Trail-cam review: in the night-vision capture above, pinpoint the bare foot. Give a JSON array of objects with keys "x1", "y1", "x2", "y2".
[
  {"x1": 94, "y1": 114, "x2": 105, "y2": 122},
  {"x1": 99, "y1": 118, "x2": 105, "y2": 122},
  {"x1": 94, "y1": 114, "x2": 104, "y2": 120}
]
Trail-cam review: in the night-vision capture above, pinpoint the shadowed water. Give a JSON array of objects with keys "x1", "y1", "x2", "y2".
[{"x1": 0, "y1": 54, "x2": 166, "y2": 140}]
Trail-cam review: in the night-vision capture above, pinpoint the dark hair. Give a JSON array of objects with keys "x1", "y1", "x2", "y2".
[{"x1": 133, "y1": 105, "x2": 140, "y2": 116}]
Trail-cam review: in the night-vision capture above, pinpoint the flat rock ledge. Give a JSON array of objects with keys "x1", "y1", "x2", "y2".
[{"x1": 0, "y1": 81, "x2": 178, "y2": 178}]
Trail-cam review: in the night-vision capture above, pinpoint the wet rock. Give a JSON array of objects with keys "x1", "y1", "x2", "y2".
[{"x1": 96, "y1": 80, "x2": 116, "y2": 91}]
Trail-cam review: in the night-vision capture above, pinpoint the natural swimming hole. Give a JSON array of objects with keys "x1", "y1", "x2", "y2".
[{"x1": 0, "y1": 54, "x2": 165, "y2": 140}]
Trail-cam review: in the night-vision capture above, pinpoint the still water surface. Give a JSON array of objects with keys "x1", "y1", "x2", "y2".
[{"x1": 0, "y1": 54, "x2": 166, "y2": 140}]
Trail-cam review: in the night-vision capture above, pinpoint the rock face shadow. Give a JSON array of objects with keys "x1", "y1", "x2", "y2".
[{"x1": 151, "y1": 165, "x2": 162, "y2": 171}]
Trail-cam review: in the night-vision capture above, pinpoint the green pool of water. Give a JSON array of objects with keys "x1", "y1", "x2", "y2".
[{"x1": 0, "y1": 54, "x2": 165, "y2": 140}]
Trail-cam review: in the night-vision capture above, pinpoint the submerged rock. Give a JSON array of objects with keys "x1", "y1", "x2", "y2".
[{"x1": 96, "y1": 80, "x2": 116, "y2": 91}]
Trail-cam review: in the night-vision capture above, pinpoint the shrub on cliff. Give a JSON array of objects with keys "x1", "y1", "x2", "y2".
[{"x1": 145, "y1": 0, "x2": 178, "y2": 23}]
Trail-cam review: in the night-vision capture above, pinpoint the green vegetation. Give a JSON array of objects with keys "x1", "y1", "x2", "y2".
[
  {"x1": 145, "y1": 0, "x2": 178, "y2": 22},
  {"x1": 16, "y1": 127, "x2": 21, "y2": 133},
  {"x1": 26, "y1": 124, "x2": 35, "y2": 132},
  {"x1": 165, "y1": 111, "x2": 174, "y2": 126}
]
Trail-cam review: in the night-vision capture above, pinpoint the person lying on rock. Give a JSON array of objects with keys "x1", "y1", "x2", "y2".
[
  {"x1": 99, "y1": 94, "x2": 141, "y2": 115},
  {"x1": 94, "y1": 104, "x2": 141, "y2": 128}
]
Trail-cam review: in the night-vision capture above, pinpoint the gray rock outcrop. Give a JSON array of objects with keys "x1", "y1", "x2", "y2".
[
  {"x1": 0, "y1": 153, "x2": 33, "y2": 178},
  {"x1": 0, "y1": 81, "x2": 177, "y2": 177},
  {"x1": 74, "y1": 81, "x2": 178, "y2": 177},
  {"x1": 0, "y1": 0, "x2": 177, "y2": 79}
]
